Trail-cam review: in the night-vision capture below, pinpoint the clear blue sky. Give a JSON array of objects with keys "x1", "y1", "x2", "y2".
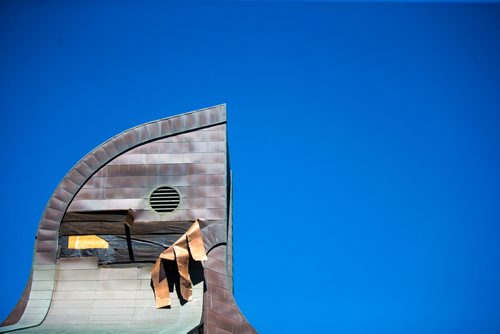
[{"x1": 1, "y1": 1, "x2": 499, "y2": 333}]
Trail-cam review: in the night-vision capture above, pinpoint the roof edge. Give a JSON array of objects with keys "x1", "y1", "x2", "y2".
[{"x1": 35, "y1": 104, "x2": 227, "y2": 264}]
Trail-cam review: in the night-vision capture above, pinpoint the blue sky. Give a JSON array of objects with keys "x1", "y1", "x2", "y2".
[{"x1": 1, "y1": 1, "x2": 499, "y2": 333}]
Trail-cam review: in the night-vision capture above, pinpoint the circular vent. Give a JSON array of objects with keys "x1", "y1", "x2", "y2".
[{"x1": 149, "y1": 187, "x2": 180, "y2": 213}]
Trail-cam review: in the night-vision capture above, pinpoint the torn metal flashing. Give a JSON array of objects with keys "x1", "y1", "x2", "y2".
[{"x1": 151, "y1": 219, "x2": 207, "y2": 308}]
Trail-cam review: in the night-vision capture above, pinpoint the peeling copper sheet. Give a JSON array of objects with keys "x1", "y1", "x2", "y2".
[{"x1": 151, "y1": 219, "x2": 207, "y2": 308}]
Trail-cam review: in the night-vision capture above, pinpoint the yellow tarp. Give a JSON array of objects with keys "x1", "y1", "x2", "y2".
[{"x1": 68, "y1": 235, "x2": 109, "y2": 249}]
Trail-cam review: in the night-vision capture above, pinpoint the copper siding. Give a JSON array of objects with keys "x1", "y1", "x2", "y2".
[{"x1": 1, "y1": 104, "x2": 257, "y2": 333}]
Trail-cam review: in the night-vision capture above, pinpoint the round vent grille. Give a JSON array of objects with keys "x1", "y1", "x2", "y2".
[{"x1": 149, "y1": 187, "x2": 180, "y2": 213}]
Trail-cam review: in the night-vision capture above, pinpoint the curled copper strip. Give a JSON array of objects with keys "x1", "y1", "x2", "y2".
[
  {"x1": 151, "y1": 219, "x2": 206, "y2": 308},
  {"x1": 174, "y1": 243, "x2": 191, "y2": 301},
  {"x1": 151, "y1": 258, "x2": 170, "y2": 308}
]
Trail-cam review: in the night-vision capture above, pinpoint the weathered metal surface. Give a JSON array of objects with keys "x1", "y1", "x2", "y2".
[
  {"x1": 15, "y1": 257, "x2": 203, "y2": 333},
  {"x1": 204, "y1": 246, "x2": 257, "y2": 334},
  {"x1": 34, "y1": 104, "x2": 226, "y2": 261},
  {"x1": 1, "y1": 104, "x2": 257, "y2": 333},
  {"x1": 1, "y1": 274, "x2": 32, "y2": 327}
]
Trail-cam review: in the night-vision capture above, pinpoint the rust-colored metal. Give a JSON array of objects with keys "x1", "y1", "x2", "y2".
[
  {"x1": 174, "y1": 242, "x2": 191, "y2": 301},
  {"x1": 203, "y1": 245, "x2": 257, "y2": 334},
  {"x1": 151, "y1": 219, "x2": 207, "y2": 308},
  {"x1": 151, "y1": 256, "x2": 171, "y2": 308}
]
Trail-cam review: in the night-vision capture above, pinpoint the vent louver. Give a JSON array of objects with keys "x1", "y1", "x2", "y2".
[{"x1": 149, "y1": 187, "x2": 180, "y2": 213}]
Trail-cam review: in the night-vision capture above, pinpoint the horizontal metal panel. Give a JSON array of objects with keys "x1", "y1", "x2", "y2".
[
  {"x1": 98, "y1": 267, "x2": 139, "y2": 280},
  {"x1": 52, "y1": 290, "x2": 137, "y2": 300},
  {"x1": 134, "y1": 299, "x2": 155, "y2": 308},
  {"x1": 178, "y1": 197, "x2": 226, "y2": 210},
  {"x1": 68, "y1": 198, "x2": 147, "y2": 211},
  {"x1": 29, "y1": 291, "x2": 53, "y2": 300},
  {"x1": 134, "y1": 290, "x2": 155, "y2": 300},
  {"x1": 179, "y1": 185, "x2": 227, "y2": 198},
  {"x1": 94, "y1": 290, "x2": 138, "y2": 300},
  {"x1": 54, "y1": 280, "x2": 97, "y2": 291},
  {"x1": 138, "y1": 267, "x2": 152, "y2": 280},
  {"x1": 47, "y1": 307, "x2": 92, "y2": 316},
  {"x1": 14, "y1": 313, "x2": 45, "y2": 322},
  {"x1": 33, "y1": 264, "x2": 56, "y2": 271},
  {"x1": 56, "y1": 269, "x2": 99, "y2": 281},
  {"x1": 31, "y1": 281, "x2": 53, "y2": 291},
  {"x1": 95, "y1": 280, "x2": 139, "y2": 291},
  {"x1": 88, "y1": 314, "x2": 138, "y2": 321},
  {"x1": 75, "y1": 185, "x2": 227, "y2": 201},
  {"x1": 90, "y1": 308, "x2": 135, "y2": 315},
  {"x1": 138, "y1": 279, "x2": 151, "y2": 291},
  {"x1": 63, "y1": 211, "x2": 127, "y2": 222},
  {"x1": 126, "y1": 141, "x2": 226, "y2": 155},
  {"x1": 157, "y1": 130, "x2": 226, "y2": 143},
  {"x1": 33, "y1": 270, "x2": 56, "y2": 281},
  {"x1": 68, "y1": 196, "x2": 226, "y2": 212},
  {"x1": 34, "y1": 251, "x2": 57, "y2": 265},
  {"x1": 42, "y1": 314, "x2": 90, "y2": 324},
  {"x1": 127, "y1": 142, "x2": 187, "y2": 155},
  {"x1": 73, "y1": 185, "x2": 226, "y2": 202},
  {"x1": 57, "y1": 257, "x2": 98, "y2": 270},
  {"x1": 49, "y1": 299, "x2": 94, "y2": 308},
  {"x1": 26, "y1": 299, "x2": 51, "y2": 309},
  {"x1": 204, "y1": 124, "x2": 225, "y2": 131},
  {"x1": 80, "y1": 174, "x2": 226, "y2": 189},
  {"x1": 130, "y1": 208, "x2": 227, "y2": 223},
  {"x1": 108, "y1": 152, "x2": 226, "y2": 165},
  {"x1": 93, "y1": 299, "x2": 139, "y2": 308},
  {"x1": 96, "y1": 163, "x2": 226, "y2": 178},
  {"x1": 21, "y1": 307, "x2": 48, "y2": 315}
]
